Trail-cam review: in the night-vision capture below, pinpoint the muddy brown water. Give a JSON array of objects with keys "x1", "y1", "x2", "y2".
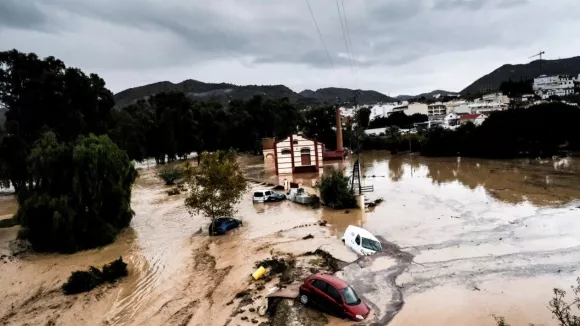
[{"x1": 1, "y1": 152, "x2": 579, "y2": 325}]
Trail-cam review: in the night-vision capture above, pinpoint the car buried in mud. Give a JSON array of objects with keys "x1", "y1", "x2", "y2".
[
  {"x1": 342, "y1": 225, "x2": 382, "y2": 256},
  {"x1": 298, "y1": 273, "x2": 370, "y2": 321},
  {"x1": 208, "y1": 218, "x2": 242, "y2": 236}
]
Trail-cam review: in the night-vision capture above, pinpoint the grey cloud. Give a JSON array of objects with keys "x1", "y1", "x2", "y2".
[
  {"x1": 433, "y1": 0, "x2": 488, "y2": 11},
  {"x1": 0, "y1": 0, "x2": 47, "y2": 30},
  {"x1": 0, "y1": 0, "x2": 574, "y2": 76}
]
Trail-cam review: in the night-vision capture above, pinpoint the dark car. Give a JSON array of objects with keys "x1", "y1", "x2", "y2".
[
  {"x1": 267, "y1": 192, "x2": 286, "y2": 202},
  {"x1": 299, "y1": 273, "x2": 370, "y2": 321},
  {"x1": 208, "y1": 218, "x2": 242, "y2": 236}
]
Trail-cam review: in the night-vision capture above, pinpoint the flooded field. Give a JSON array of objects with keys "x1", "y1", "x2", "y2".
[{"x1": 0, "y1": 152, "x2": 579, "y2": 325}]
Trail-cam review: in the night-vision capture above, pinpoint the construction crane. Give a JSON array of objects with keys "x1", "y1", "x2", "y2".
[
  {"x1": 529, "y1": 51, "x2": 546, "y2": 74},
  {"x1": 529, "y1": 51, "x2": 545, "y2": 61}
]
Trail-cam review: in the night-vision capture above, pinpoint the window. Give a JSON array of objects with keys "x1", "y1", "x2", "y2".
[
  {"x1": 311, "y1": 279, "x2": 328, "y2": 292},
  {"x1": 281, "y1": 149, "x2": 291, "y2": 155},
  {"x1": 253, "y1": 192, "x2": 264, "y2": 197},
  {"x1": 326, "y1": 285, "x2": 343, "y2": 303},
  {"x1": 361, "y1": 238, "x2": 382, "y2": 251},
  {"x1": 293, "y1": 140, "x2": 299, "y2": 145},
  {"x1": 355, "y1": 235, "x2": 361, "y2": 246},
  {"x1": 265, "y1": 191, "x2": 272, "y2": 196},
  {"x1": 340, "y1": 286, "x2": 361, "y2": 306},
  {"x1": 300, "y1": 148, "x2": 311, "y2": 154}
]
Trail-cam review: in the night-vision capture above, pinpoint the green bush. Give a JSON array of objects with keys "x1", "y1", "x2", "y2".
[
  {"x1": 102, "y1": 257, "x2": 128, "y2": 282},
  {"x1": 158, "y1": 166, "x2": 185, "y2": 185},
  {"x1": 62, "y1": 257, "x2": 128, "y2": 295},
  {"x1": 316, "y1": 168, "x2": 357, "y2": 209},
  {"x1": 15, "y1": 133, "x2": 137, "y2": 253},
  {"x1": 62, "y1": 267, "x2": 104, "y2": 295}
]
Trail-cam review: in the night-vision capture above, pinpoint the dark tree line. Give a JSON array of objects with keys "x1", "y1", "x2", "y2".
[
  {"x1": 368, "y1": 112, "x2": 428, "y2": 129},
  {"x1": 421, "y1": 103, "x2": 580, "y2": 158},
  {"x1": 499, "y1": 79, "x2": 534, "y2": 97},
  {"x1": 110, "y1": 92, "x2": 307, "y2": 163}
]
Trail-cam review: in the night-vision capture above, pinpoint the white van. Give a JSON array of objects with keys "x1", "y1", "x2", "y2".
[
  {"x1": 342, "y1": 225, "x2": 382, "y2": 256},
  {"x1": 253, "y1": 190, "x2": 270, "y2": 203}
]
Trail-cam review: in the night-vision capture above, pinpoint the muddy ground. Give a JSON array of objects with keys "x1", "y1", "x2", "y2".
[
  {"x1": 1, "y1": 153, "x2": 580, "y2": 326},
  {"x1": 0, "y1": 166, "x2": 359, "y2": 326}
]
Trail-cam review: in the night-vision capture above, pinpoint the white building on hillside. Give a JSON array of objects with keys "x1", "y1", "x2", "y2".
[
  {"x1": 482, "y1": 92, "x2": 510, "y2": 104},
  {"x1": 428, "y1": 102, "x2": 447, "y2": 120},
  {"x1": 533, "y1": 74, "x2": 579, "y2": 99},
  {"x1": 369, "y1": 102, "x2": 408, "y2": 120},
  {"x1": 445, "y1": 100, "x2": 471, "y2": 114},
  {"x1": 468, "y1": 101, "x2": 507, "y2": 114},
  {"x1": 405, "y1": 103, "x2": 428, "y2": 115}
]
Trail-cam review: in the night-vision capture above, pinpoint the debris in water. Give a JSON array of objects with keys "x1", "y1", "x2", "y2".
[
  {"x1": 473, "y1": 286, "x2": 481, "y2": 291},
  {"x1": 318, "y1": 220, "x2": 327, "y2": 227},
  {"x1": 249, "y1": 307, "x2": 256, "y2": 312},
  {"x1": 499, "y1": 238, "x2": 503, "y2": 240},
  {"x1": 252, "y1": 266, "x2": 266, "y2": 280},
  {"x1": 167, "y1": 188, "x2": 180, "y2": 196},
  {"x1": 235, "y1": 290, "x2": 251, "y2": 299},
  {"x1": 302, "y1": 234, "x2": 314, "y2": 240}
]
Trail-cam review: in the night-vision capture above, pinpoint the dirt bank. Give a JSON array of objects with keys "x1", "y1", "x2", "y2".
[{"x1": 0, "y1": 166, "x2": 357, "y2": 326}]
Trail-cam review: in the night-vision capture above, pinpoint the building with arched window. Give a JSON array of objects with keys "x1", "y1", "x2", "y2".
[{"x1": 262, "y1": 134, "x2": 324, "y2": 175}]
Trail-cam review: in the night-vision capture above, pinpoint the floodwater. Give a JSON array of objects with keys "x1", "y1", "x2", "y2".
[
  {"x1": 1, "y1": 152, "x2": 579, "y2": 325},
  {"x1": 244, "y1": 152, "x2": 580, "y2": 325}
]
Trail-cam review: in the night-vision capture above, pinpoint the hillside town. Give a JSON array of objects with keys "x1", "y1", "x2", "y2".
[{"x1": 341, "y1": 73, "x2": 580, "y2": 134}]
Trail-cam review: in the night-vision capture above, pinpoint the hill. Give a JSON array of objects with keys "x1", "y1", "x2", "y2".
[
  {"x1": 395, "y1": 90, "x2": 457, "y2": 101},
  {"x1": 298, "y1": 88, "x2": 396, "y2": 105},
  {"x1": 114, "y1": 79, "x2": 303, "y2": 108},
  {"x1": 461, "y1": 56, "x2": 580, "y2": 94},
  {"x1": 114, "y1": 80, "x2": 395, "y2": 108}
]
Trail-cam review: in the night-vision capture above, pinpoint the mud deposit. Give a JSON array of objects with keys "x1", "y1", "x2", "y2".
[{"x1": 1, "y1": 153, "x2": 580, "y2": 326}]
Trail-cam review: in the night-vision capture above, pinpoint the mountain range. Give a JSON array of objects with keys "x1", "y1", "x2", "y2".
[{"x1": 113, "y1": 56, "x2": 580, "y2": 108}]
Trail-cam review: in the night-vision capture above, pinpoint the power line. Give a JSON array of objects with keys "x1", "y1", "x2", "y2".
[
  {"x1": 340, "y1": 0, "x2": 356, "y2": 73},
  {"x1": 305, "y1": 0, "x2": 336, "y2": 71},
  {"x1": 335, "y1": 0, "x2": 355, "y2": 81}
]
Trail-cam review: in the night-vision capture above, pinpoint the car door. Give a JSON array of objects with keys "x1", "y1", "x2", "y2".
[
  {"x1": 325, "y1": 285, "x2": 346, "y2": 318},
  {"x1": 310, "y1": 280, "x2": 335, "y2": 312},
  {"x1": 264, "y1": 191, "x2": 272, "y2": 201}
]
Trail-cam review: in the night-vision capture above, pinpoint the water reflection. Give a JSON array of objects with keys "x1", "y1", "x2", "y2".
[{"x1": 241, "y1": 152, "x2": 580, "y2": 207}]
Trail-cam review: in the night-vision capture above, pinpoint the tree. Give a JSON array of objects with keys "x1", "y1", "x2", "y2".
[
  {"x1": 300, "y1": 106, "x2": 337, "y2": 150},
  {"x1": 0, "y1": 49, "x2": 115, "y2": 192},
  {"x1": 185, "y1": 150, "x2": 247, "y2": 228},
  {"x1": 316, "y1": 167, "x2": 357, "y2": 209},
  {"x1": 15, "y1": 133, "x2": 137, "y2": 253}
]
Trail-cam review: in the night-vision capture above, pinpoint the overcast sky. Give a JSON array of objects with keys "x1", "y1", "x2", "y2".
[{"x1": 2, "y1": 0, "x2": 580, "y2": 96}]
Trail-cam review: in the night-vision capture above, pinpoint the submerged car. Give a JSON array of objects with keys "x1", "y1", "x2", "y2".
[
  {"x1": 342, "y1": 225, "x2": 382, "y2": 256},
  {"x1": 252, "y1": 190, "x2": 286, "y2": 203},
  {"x1": 299, "y1": 273, "x2": 370, "y2": 321},
  {"x1": 208, "y1": 217, "x2": 242, "y2": 236}
]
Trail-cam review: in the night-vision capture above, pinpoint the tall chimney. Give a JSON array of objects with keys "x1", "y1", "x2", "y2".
[{"x1": 335, "y1": 105, "x2": 344, "y2": 151}]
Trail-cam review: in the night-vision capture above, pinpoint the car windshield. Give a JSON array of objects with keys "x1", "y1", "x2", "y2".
[
  {"x1": 361, "y1": 237, "x2": 381, "y2": 251},
  {"x1": 253, "y1": 192, "x2": 263, "y2": 197},
  {"x1": 340, "y1": 286, "x2": 361, "y2": 306}
]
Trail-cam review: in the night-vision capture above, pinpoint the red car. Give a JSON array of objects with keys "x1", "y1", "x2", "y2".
[{"x1": 298, "y1": 273, "x2": 370, "y2": 321}]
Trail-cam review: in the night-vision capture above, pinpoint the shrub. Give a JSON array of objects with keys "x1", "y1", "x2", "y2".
[
  {"x1": 62, "y1": 267, "x2": 104, "y2": 295},
  {"x1": 158, "y1": 166, "x2": 185, "y2": 185},
  {"x1": 62, "y1": 257, "x2": 128, "y2": 295},
  {"x1": 14, "y1": 133, "x2": 137, "y2": 253},
  {"x1": 316, "y1": 168, "x2": 357, "y2": 209},
  {"x1": 102, "y1": 257, "x2": 128, "y2": 282}
]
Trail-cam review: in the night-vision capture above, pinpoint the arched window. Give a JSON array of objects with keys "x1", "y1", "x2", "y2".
[
  {"x1": 300, "y1": 148, "x2": 311, "y2": 154},
  {"x1": 281, "y1": 149, "x2": 291, "y2": 155}
]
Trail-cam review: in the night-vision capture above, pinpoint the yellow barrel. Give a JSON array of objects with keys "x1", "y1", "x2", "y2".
[{"x1": 252, "y1": 266, "x2": 266, "y2": 280}]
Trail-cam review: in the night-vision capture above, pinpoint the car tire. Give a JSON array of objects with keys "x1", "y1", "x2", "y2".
[{"x1": 299, "y1": 293, "x2": 309, "y2": 306}]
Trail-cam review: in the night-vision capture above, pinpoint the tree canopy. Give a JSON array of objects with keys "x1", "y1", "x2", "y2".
[{"x1": 185, "y1": 150, "x2": 247, "y2": 224}]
